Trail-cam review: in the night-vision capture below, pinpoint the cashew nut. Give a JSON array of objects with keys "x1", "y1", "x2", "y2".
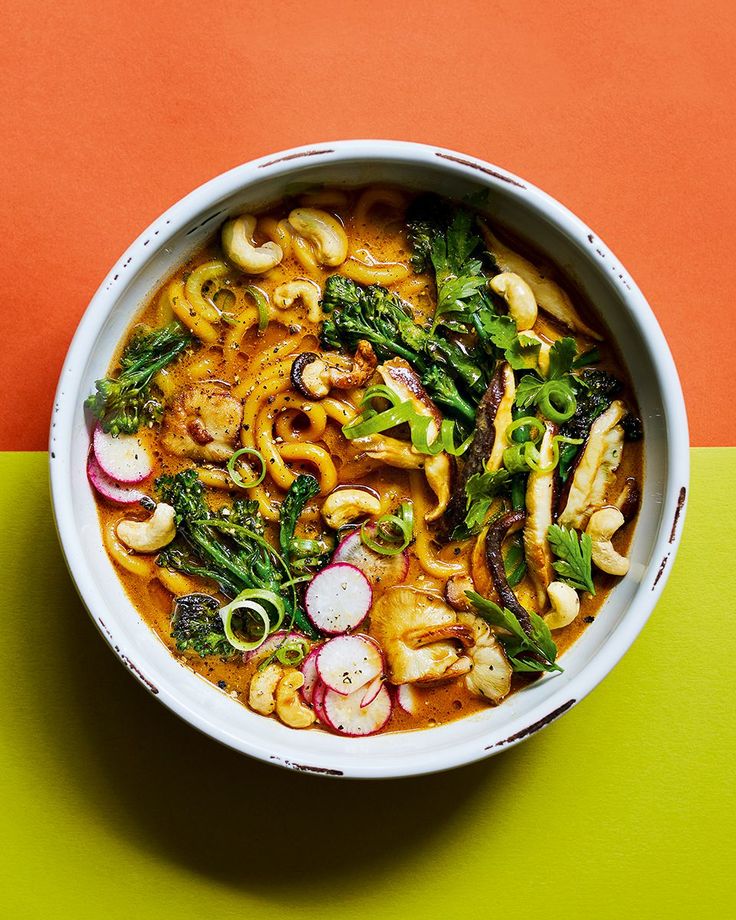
[
  {"x1": 321, "y1": 488, "x2": 382, "y2": 529},
  {"x1": 490, "y1": 271, "x2": 538, "y2": 331},
  {"x1": 221, "y1": 214, "x2": 283, "y2": 274},
  {"x1": 273, "y1": 280, "x2": 322, "y2": 324},
  {"x1": 287, "y1": 208, "x2": 348, "y2": 267},
  {"x1": 544, "y1": 581, "x2": 581, "y2": 630},
  {"x1": 586, "y1": 506, "x2": 630, "y2": 576},
  {"x1": 248, "y1": 663, "x2": 282, "y2": 715},
  {"x1": 275, "y1": 669, "x2": 316, "y2": 728},
  {"x1": 116, "y1": 503, "x2": 176, "y2": 554}
]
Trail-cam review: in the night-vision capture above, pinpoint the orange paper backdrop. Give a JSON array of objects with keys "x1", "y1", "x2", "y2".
[{"x1": 1, "y1": 0, "x2": 733, "y2": 449}]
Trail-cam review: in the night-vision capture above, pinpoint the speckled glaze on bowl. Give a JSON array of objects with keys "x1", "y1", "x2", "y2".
[{"x1": 49, "y1": 141, "x2": 688, "y2": 778}]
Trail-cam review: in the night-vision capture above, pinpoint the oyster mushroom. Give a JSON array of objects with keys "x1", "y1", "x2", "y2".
[
  {"x1": 161, "y1": 383, "x2": 243, "y2": 462},
  {"x1": 370, "y1": 586, "x2": 473, "y2": 685},
  {"x1": 558, "y1": 400, "x2": 626, "y2": 528},
  {"x1": 523, "y1": 422, "x2": 556, "y2": 609},
  {"x1": 457, "y1": 612, "x2": 512, "y2": 703}
]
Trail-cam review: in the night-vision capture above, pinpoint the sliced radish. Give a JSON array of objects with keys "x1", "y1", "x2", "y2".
[
  {"x1": 312, "y1": 680, "x2": 329, "y2": 724},
  {"x1": 300, "y1": 647, "x2": 322, "y2": 705},
  {"x1": 87, "y1": 452, "x2": 147, "y2": 505},
  {"x1": 304, "y1": 563, "x2": 372, "y2": 635},
  {"x1": 332, "y1": 529, "x2": 409, "y2": 588},
  {"x1": 93, "y1": 423, "x2": 153, "y2": 483},
  {"x1": 316, "y1": 634, "x2": 383, "y2": 696},
  {"x1": 360, "y1": 675, "x2": 383, "y2": 708},
  {"x1": 395, "y1": 683, "x2": 420, "y2": 716},
  {"x1": 242, "y1": 631, "x2": 309, "y2": 665},
  {"x1": 322, "y1": 684, "x2": 392, "y2": 736}
]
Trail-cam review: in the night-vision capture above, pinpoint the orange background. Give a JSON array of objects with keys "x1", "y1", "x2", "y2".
[{"x1": 1, "y1": 0, "x2": 733, "y2": 448}]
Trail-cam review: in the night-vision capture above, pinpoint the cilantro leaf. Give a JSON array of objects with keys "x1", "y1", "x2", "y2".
[
  {"x1": 547, "y1": 524, "x2": 596, "y2": 595},
  {"x1": 547, "y1": 337, "x2": 577, "y2": 379},
  {"x1": 514, "y1": 374, "x2": 545, "y2": 409},
  {"x1": 464, "y1": 469, "x2": 511, "y2": 532},
  {"x1": 466, "y1": 591, "x2": 562, "y2": 673}
]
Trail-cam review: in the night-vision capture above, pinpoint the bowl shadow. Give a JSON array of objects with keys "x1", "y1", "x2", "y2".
[{"x1": 23, "y1": 508, "x2": 522, "y2": 897}]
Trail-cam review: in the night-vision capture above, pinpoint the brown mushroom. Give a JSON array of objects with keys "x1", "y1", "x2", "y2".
[
  {"x1": 290, "y1": 341, "x2": 377, "y2": 399},
  {"x1": 484, "y1": 508, "x2": 531, "y2": 633}
]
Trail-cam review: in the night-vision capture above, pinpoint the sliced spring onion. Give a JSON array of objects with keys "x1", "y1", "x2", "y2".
[
  {"x1": 503, "y1": 433, "x2": 584, "y2": 476},
  {"x1": 361, "y1": 501, "x2": 414, "y2": 556},
  {"x1": 219, "y1": 588, "x2": 285, "y2": 652},
  {"x1": 343, "y1": 385, "x2": 471, "y2": 456},
  {"x1": 506, "y1": 415, "x2": 545, "y2": 445},
  {"x1": 538, "y1": 380, "x2": 577, "y2": 423},
  {"x1": 274, "y1": 638, "x2": 309, "y2": 667},
  {"x1": 244, "y1": 285, "x2": 270, "y2": 332},
  {"x1": 226, "y1": 447, "x2": 266, "y2": 488}
]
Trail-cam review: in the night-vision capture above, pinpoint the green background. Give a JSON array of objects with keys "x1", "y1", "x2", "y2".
[{"x1": 1, "y1": 450, "x2": 733, "y2": 919}]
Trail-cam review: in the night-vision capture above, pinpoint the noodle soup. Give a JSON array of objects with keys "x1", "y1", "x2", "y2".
[{"x1": 85, "y1": 186, "x2": 643, "y2": 737}]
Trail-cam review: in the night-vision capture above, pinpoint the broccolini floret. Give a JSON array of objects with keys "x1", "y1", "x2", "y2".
[
  {"x1": 170, "y1": 593, "x2": 235, "y2": 658},
  {"x1": 85, "y1": 323, "x2": 192, "y2": 436}
]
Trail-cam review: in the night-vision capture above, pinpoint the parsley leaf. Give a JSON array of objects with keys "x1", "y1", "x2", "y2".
[
  {"x1": 464, "y1": 469, "x2": 511, "y2": 532},
  {"x1": 514, "y1": 336, "x2": 580, "y2": 421},
  {"x1": 547, "y1": 524, "x2": 596, "y2": 595},
  {"x1": 466, "y1": 591, "x2": 562, "y2": 673},
  {"x1": 547, "y1": 337, "x2": 578, "y2": 379}
]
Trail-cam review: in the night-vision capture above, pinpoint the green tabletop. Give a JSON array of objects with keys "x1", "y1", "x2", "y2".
[{"x1": 0, "y1": 449, "x2": 733, "y2": 919}]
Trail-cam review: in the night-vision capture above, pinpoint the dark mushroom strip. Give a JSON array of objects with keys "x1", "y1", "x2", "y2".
[
  {"x1": 290, "y1": 341, "x2": 377, "y2": 399},
  {"x1": 485, "y1": 509, "x2": 532, "y2": 634},
  {"x1": 441, "y1": 362, "x2": 510, "y2": 539},
  {"x1": 615, "y1": 476, "x2": 641, "y2": 522}
]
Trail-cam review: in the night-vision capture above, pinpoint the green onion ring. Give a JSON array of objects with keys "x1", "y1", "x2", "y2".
[
  {"x1": 226, "y1": 447, "x2": 266, "y2": 488},
  {"x1": 506, "y1": 415, "x2": 545, "y2": 445},
  {"x1": 275, "y1": 638, "x2": 309, "y2": 667},
  {"x1": 219, "y1": 588, "x2": 285, "y2": 652},
  {"x1": 538, "y1": 381, "x2": 577, "y2": 423},
  {"x1": 244, "y1": 285, "x2": 270, "y2": 332},
  {"x1": 361, "y1": 501, "x2": 414, "y2": 556}
]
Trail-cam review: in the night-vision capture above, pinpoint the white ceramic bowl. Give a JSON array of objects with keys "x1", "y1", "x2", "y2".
[{"x1": 50, "y1": 140, "x2": 689, "y2": 778}]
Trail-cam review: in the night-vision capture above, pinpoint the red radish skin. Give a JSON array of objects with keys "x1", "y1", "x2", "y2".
[
  {"x1": 332, "y1": 529, "x2": 409, "y2": 588},
  {"x1": 316, "y1": 635, "x2": 383, "y2": 696},
  {"x1": 304, "y1": 563, "x2": 372, "y2": 635},
  {"x1": 300, "y1": 647, "x2": 321, "y2": 705},
  {"x1": 87, "y1": 452, "x2": 147, "y2": 505},
  {"x1": 312, "y1": 681, "x2": 329, "y2": 725},
  {"x1": 395, "y1": 683, "x2": 420, "y2": 716},
  {"x1": 360, "y1": 675, "x2": 383, "y2": 708},
  {"x1": 242, "y1": 631, "x2": 309, "y2": 665},
  {"x1": 93, "y1": 423, "x2": 153, "y2": 484},
  {"x1": 322, "y1": 684, "x2": 393, "y2": 736}
]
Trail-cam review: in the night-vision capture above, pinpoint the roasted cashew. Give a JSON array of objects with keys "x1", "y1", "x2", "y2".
[
  {"x1": 544, "y1": 581, "x2": 581, "y2": 630},
  {"x1": 321, "y1": 488, "x2": 382, "y2": 529},
  {"x1": 273, "y1": 279, "x2": 322, "y2": 323},
  {"x1": 586, "y1": 506, "x2": 630, "y2": 576},
  {"x1": 287, "y1": 208, "x2": 348, "y2": 267},
  {"x1": 221, "y1": 214, "x2": 283, "y2": 274},
  {"x1": 275, "y1": 670, "x2": 316, "y2": 728},
  {"x1": 116, "y1": 503, "x2": 176, "y2": 553},
  {"x1": 490, "y1": 271, "x2": 538, "y2": 331},
  {"x1": 248, "y1": 663, "x2": 282, "y2": 715}
]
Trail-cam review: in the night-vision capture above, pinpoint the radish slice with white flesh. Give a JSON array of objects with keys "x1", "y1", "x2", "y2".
[
  {"x1": 87, "y1": 452, "x2": 147, "y2": 505},
  {"x1": 396, "y1": 683, "x2": 420, "y2": 716},
  {"x1": 332, "y1": 529, "x2": 409, "y2": 588},
  {"x1": 316, "y1": 634, "x2": 383, "y2": 696},
  {"x1": 360, "y1": 675, "x2": 383, "y2": 708},
  {"x1": 304, "y1": 563, "x2": 372, "y2": 635},
  {"x1": 300, "y1": 647, "x2": 322, "y2": 705},
  {"x1": 322, "y1": 684, "x2": 392, "y2": 736},
  {"x1": 93, "y1": 424, "x2": 153, "y2": 484}
]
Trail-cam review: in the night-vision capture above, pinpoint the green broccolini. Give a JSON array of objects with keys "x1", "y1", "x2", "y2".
[
  {"x1": 170, "y1": 593, "x2": 236, "y2": 658},
  {"x1": 321, "y1": 275, "x2": 479, "y2": 424},
  {"x1": 85, "y1": 323, "x2": 192, "y2": 436},
  {"x1": 156, "y1": 469, "x2": 317, "y2": 640}
]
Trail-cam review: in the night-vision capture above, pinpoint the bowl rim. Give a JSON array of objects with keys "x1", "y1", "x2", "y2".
[{"x1": 49, "y1": 139, "x2": 689, "y2": 778}]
